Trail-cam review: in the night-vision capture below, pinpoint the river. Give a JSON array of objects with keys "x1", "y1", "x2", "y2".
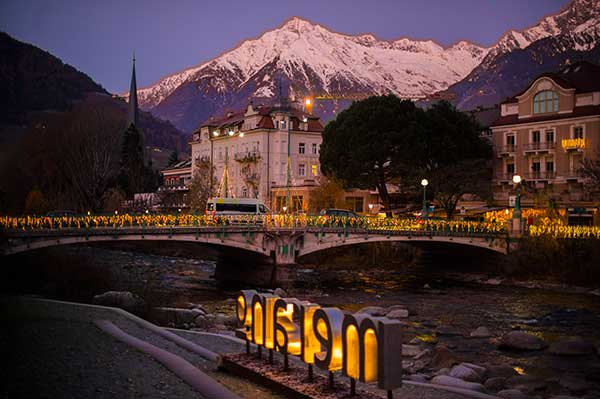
[{"x1": 3, "y1": 242, "x2": 600, "y2": 398}]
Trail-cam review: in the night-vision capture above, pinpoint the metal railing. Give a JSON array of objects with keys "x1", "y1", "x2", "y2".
[
  {"x1": 522, "y1": 142, "x2": 556, "y2": 151},
  {"x1": 525, "y1": 171, "x2": 556, "y2": 180}
]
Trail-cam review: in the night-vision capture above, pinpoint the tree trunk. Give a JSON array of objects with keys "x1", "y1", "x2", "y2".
[{"x1": 377, "y1": 172, "x2": 392, "y2": 217}]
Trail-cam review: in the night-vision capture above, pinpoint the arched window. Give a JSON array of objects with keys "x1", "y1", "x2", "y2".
[{"x1": 533, "y1": 91, "x2": 558, "y2": 114}]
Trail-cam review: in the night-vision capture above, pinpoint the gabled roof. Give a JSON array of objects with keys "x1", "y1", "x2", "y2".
[
  {"x1": 501, "y1": 61, "x2": 600, "y2": 105},
  {"x1": 162, "y1": 159, "x2": 192, "y2": 171}
]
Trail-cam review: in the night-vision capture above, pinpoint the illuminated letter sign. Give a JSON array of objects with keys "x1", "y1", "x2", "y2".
[
  {"x1": 235, "y1": 291, "x2": 403, "y2": 393},
  {"x1": 561, "y1": 138, "x2": 586, "y2": 150}
]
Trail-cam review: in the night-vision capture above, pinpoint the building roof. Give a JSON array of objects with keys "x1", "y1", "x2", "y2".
[
  {"x1": 501, "y1": 61, "x2": 600, "y2": 105},
  {"x1": 161, "y1": 159, "x2": 192, "y2": 172},
  {"x1": 197, "y1": 102, "x2": 323, "y2": 132},
  {"x1": 492, "y1": 104, "x2": 600, "y2": 127}
]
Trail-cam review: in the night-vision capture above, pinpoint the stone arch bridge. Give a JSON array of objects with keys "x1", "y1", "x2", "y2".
[{"x1": 1, "y1": 221, "x2": 514, "y2": 284}]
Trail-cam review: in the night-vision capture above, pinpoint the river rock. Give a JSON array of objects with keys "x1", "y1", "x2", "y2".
[
  {"x1": 486, "y1": 364, "x2": 519, "y2": 378},
  {"x1": 92, "y1": 291, "x2": 144, "y2": 311},
  {"x1": 470, "y1": 326, "x2": 492, "y2": 338},
  {"x1": 414, "y1": 349, "x2": 431, "y2": 360},
  {"x1": 273, "y1": 287, "x2": 288, "y2": 297},
  {"x1": 193, "y1": 315, "x2": 212, "y2": 328},
  {"x1": 387, "y1": 309, "x2": 409, "y2": 319},
  {"x1": 448, "y1": 364, "x2": 483, "y2": 382},
  {"x1": 356, "y1": 306, "x2": 387, "y2": 316},
  {"x1": 153, "y1": 307, "x2": 198, "y2": 326},
  {"x1": 402, "y1": 344, "x2": 421, "y2": 357},
  {"x1": 431, "y1": 375, "x2": 485, "y2": 391},
  {"x1": 485, "y1": 377, "x2": 506, "y2": 391},
  {"x1": 559, "y1": 375, "x2": 590, "y2": 392},
  {"x1": 549, "y1": 337, "x2": 596, "y2": 356},
  {"x1": 437, "y1": 326, "x2": 461, "y2": 336},
  {"x1": 214, "y1": 313, "x2": 237, "y2": 327},
  {"x1": 430, "y1": 346, "x2": 460, "y2": 369},
  {"x1": 408, "y1": 374, "x2": 428, "y2": 383},
  {"x1": 497, "y1": 389, "x2": 528, "y2": 399},
  {"x1": 499, "y1": 331, "x2": 548, "y2": 350}
]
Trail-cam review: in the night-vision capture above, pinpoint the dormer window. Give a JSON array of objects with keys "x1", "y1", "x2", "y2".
[{"x1": 533, "y1": 90, "x2": 558, "y2": 114}]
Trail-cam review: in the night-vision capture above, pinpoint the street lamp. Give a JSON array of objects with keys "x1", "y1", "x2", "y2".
[
  {"x1": 282, "y1": 206, "x2": 287, "y2": 214},
  {"x1": 368, "y1": 203, "x2": 374, "y2": 215},
  {"x1": 512, "y1": 174, "x2": 522, "y2": 221},
  {"x1": 421, "y1": 179, "x2": 428, "y2": 219}
]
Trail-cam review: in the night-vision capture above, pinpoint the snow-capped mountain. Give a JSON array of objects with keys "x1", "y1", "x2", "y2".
[
  {"x1": 443, "y1": 0, "x2": 600, "y2": 110},
  {"x1": 133, "y1": 0, "x2": 600, "y2": 132},
  {"x1": 133, "y1": 17, "x2": 488, "y2": 131}
]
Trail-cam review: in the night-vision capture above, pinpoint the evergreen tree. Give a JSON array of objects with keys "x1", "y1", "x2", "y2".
[
  {"x1": 118, "y1": 124, "x2": 144, "y2": 197},
  {"x1": 167, "y1": 149, "x2": 180, "y2": 167}
]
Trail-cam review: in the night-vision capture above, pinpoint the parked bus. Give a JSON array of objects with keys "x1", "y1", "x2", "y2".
[{"x1": 206, "y1": 197, "x2": 269, "y2": 215}]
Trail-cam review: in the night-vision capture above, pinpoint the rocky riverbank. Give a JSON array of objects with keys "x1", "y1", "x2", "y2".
[{"x1": 4, "y1": 245, "x2": 600, "y2": 398}]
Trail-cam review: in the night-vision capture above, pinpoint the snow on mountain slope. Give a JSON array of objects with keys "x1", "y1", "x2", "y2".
[{"x1": 134, "y1": 17, "x2": 488, "y2": 110}]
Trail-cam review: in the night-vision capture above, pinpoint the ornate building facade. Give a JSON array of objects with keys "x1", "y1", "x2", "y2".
[
  {"x1": 190, "y1": 100, "x2": 325, "y2": 211},
  {"x1": 490, "y1": 61, "x2": 600, "y2": 224}
]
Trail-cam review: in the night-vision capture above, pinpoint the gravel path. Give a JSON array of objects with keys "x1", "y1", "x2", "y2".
[{"x1": 0, "y1": 318, "x2": 204, "y2": 399}]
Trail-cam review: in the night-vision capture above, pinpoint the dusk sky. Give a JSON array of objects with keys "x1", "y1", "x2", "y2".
[{"x1": 1, "y1": 0, "x2": 569, "y2": 94}]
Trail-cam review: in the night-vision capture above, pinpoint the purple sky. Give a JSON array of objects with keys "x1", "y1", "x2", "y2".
[{"x1": 1, "y1": 0, "x2": 569, "y2": 94}]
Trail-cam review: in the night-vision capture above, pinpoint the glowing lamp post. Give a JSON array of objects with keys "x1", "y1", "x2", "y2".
[
  {"x1": 512, "y1": 175, "x2": 522, "y2": 234},
  {"x1": 368, "y1": 203, "x2": 373, "y2": 215},
  {"x1": 421, "y1": 179, "x2": 428, "y2": 220}
]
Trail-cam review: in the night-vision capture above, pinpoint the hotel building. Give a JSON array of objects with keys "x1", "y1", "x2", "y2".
[{"x1": 490, "y1": 61, "x2": 600, "y2": 224}]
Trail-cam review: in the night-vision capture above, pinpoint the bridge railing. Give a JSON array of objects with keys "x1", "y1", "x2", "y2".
[{"x1": 0, "y1": 214, "x2": 508, "y2": 238}]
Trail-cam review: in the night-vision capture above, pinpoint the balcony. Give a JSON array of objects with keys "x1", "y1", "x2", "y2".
[
  {"x1": 522, "y1": 142, "x2": 556, "y2": 153},
  {"x1": 564, "y1": 169, "x2": 582, "y2": 180},
  {"x1": 234, "y1": 151, "x2": 261, "y2": 162},
  {"x1": 158, "y1": 185, "x2": 189, "y2": 192},
  {"x1": 496, "y1": 144, "x2": 516, "y2": 157},
  {"x1": 494, "y1": 173, "x2": 514, "y2": 182},
  {"x1": 525, "y1": 171, "x2": 556, "y2": 180}
]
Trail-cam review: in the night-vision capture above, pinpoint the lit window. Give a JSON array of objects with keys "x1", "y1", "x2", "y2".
[
  {"x1": 280, "y1": 120, "x2": 286, "y2": 130},
  {"x1": 533, "y1": 90, "x2": 558, "y2": 114},
  {"x1": 311, "y1": 164, "x2": 318, "y2": 176},
  {"x1": 298, "y1": 163, "x2": 306, "y2": 176},
  {"x1": 299, "y1": 143, "x2": 305, "y2": 154}
]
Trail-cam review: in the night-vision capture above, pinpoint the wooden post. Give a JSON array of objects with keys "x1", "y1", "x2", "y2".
[
  {"x1": 257, "y1": 346, "x2": 262, "y2": 359},
  {"x1": 328, "y1": 371, "x2": 334, "y2": 389},
  {"x1": 269, "y1": 349, "x2": 273, "y2": 364},
  {"x1": 283, "y1": 353, "x2": 289, "y2": 371},
  {"x1": 350, "y1": 378, "x2": 356, "y2": 396},
  {"x1": 308, "y1": 364, "x2": 313, "y2": 382},
  {"x1": 387, "y1": 389, "x2": 393, "y2": 399}
]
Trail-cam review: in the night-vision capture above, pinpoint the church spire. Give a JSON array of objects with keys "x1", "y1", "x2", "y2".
[{"x1": 127, "y1": 53, "x2": 139, "y2": 127}]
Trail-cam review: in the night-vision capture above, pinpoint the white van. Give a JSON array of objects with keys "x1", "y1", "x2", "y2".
[{"x1": 206, "y1": 197, "x2": 270, "y2": 215}]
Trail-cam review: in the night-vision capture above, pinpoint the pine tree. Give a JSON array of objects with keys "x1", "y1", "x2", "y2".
[
  {"x1": 167, "y1": 149, "x2": 180, "y2": 167},
  {"x1": 118, "y1": 124, "x2": 144, "y2": 197}
]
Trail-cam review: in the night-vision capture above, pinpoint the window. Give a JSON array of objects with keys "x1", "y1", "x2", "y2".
[
  {"x1": 546, "y1": 160, "x2": 554, "y2": 172},
  {"x1": 532, "y1": 162, "x2": 541, "y2": 173},
  {"x1": 292, "y1": 196, "x2": 303, "y2": 212},
  {"x1": 276, "y1": 196, "x2": 286, "y2": 211},
  {"x1": 298, "y1": 163, "x2": 306, "y2": 176},
  {"x1": 242, "y1": 187, "x2": 248, "y2": 198},
  {"x1": 311, "y1": 164, "x2": 318, "y2": 176},
  {"x1": 299, "y1": 143, "x2": 305, "y2": 154},
  {"x1": 280, "y1": 120, "x2": 287, "y2": 130},
  {"x1": 533, "y1": 90, "x2": 558, "y2": 114},
  {"x1": 545, "y1": 130, "x2": 554, "y2": 143},
  {"x1": 312, "y1": 143, "x2": 318, "y2": 154},
  {"x1": 344, "y1": 197, "x2": 364, "y2": 213},
  {"x1": 183, "y1": 194, "x2": 188, "y2": 204},
  {"x1": 506, "y1": 163, "x2": 515, "y2": 174},
  {"x1": 573, "y1": 126, "x2": 584, "y2": 139},
  {"x1": 506, "y1": 135, "x2": 515, "y2": 145},
  {"x1": 532, "y1": 131, "x2": 541, "y2": 143}
]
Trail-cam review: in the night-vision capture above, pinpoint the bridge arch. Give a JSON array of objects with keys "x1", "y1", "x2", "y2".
[
  {"x1": 3, "y1": 233, "x2": 271, "y2": 258},
  {"x1": 297, "y1": 234, "x2": 508, "y2": 259}
]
